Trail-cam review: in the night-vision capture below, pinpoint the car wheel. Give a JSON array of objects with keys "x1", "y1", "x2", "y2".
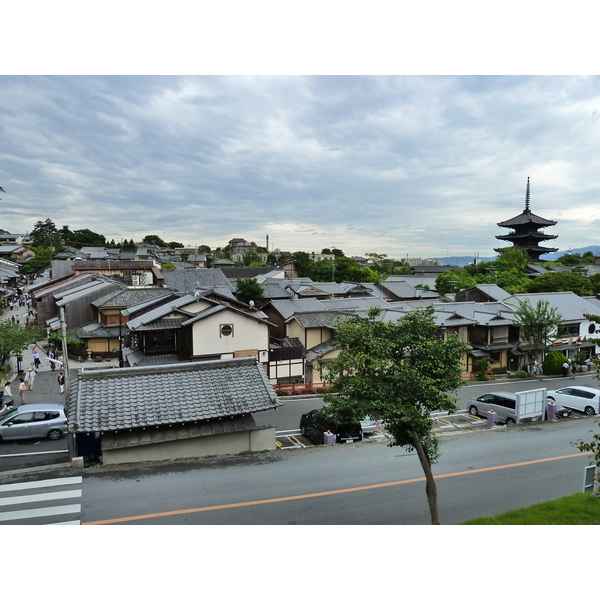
[
  {"x1": 47, "y1": 429, "x2": 63, "y2": 441},
  {"x1": 506, "y1": 417, "x2": 516, "y2": 425},
  {"x1": 469, "y1": 406, "x2": 478, "y2": 416},
  {"x1": 301, "y1": 425, "x2": 307, "y2": 437},
  {"x1": 585, "y1": 406, "x2": 596, "y2": 416}
]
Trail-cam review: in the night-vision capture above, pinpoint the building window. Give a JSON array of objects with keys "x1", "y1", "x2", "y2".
[
  {"x1": 589, "y1": 323, "x2": 596, "y2": 335},
  {"x1": 220, "y1": 324, "x2": 234, "y2": 337}
]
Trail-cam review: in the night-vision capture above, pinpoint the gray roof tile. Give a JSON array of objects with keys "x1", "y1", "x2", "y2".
[{"x1": 70, "y1": 356, "x2": 281, "y2": 433}]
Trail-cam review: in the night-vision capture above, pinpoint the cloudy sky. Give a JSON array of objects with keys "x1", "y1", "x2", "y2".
[
  {"x1": 2, "y1": 7, "x2": 599, "y2": 262},
  {"x1": 3, "y1": 75, "x2": 600, "y2": 260}
]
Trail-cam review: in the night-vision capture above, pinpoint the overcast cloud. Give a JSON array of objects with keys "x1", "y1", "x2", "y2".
[{"x1": 2, "y1": 75, "x2": 600, "y2": 260}]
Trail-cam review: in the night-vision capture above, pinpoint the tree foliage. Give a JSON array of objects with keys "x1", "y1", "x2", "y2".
[
  {"x1": 434, "y1": 269, "x2": 477, "y2": 295},
  {"x1": 527, "y1": 271, "x2": 593, "y2": 296},
  {"x1": 512, "y1": 299, "x2": 563, "y2": 368},
  {"x1": 0, "y1": 322, "x2": 45, "y2": 366},
  {"x1": 30, "y1": 218, "x2": 63, "y2": 252},
  {"x1": 142, "y1": 234, "x2": 167, "y2": 247},
  {"x1": 235, "y1": 277, "x2": 265, "y2": 306},
  {"x1": 322, "y1": 306, "x2": 469, "y2": 524},
  {"x1": 21, "y1": 247, "x2": 52, "y2": 275}
]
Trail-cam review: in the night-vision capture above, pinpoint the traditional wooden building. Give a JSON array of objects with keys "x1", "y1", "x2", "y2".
[{"x1": 495, "y1": 178, "x2": 558, "y2": 261}]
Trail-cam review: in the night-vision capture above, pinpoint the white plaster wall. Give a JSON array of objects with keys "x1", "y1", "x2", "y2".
[
  {"x1": 102, "y1": 427, "x2": 277, "y2": 466},
  {"x1": 192, "y1": 312, "x2": 269, "y2": 357}
]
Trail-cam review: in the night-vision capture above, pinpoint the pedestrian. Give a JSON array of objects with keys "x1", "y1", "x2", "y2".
[
  {"x1": 30, "y1": 343, "x2": 36, "y2": 353},
  {"x1": 571, "y1": 362, "x2": 577, "y2": 379},
  {"x1": 2, "y1": 381, "x2": 13, "y2": 408},
  {"x1": 24, "y1": 367, "x2": 36, "y2": 390},
  {"x1": 18, "y1": 378, "x2": 27, "y2": 404},
  {"x1": 533, "y1": 359, "x2": 542, "y2": 375},
  {"x1": 562, "y1": 361, "x2": 570, "y2": 377},
  {"x1": 57, "y1": 372, "x2": 65, "y2": 394},
  {"x1": 10, "y1": 315, "x2": 15, "y2": 324},
  {"x1": 32, "y1": 350, "x2": 41, "y2": 370}
]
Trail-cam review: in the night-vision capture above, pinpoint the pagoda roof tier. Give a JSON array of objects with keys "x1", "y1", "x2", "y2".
[
  {"x1": 495, "y1": 244, "x2": 558, "y2": 254},
  {"x1": 496, "y1": 232, "x2": 558, "y2": 242},
  {"x1": 497, "y1": 209, "x2": 557, "y2": 228}
]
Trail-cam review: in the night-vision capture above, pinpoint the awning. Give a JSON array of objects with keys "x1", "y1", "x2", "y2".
[
  {"x1": 547, "y1": 341, "x2": 596, "y2": 352},
  {"x1": 470, "y1": 349, "x2": 490, "y2": 358}
]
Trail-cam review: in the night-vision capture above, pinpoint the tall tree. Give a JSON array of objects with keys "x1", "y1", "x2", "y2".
[
  {"x1": 235, "y1": 277, "x2": 265, "y2": 306},
  {"x1": 323, "y1": 306, "x2": 469, "y2": 524},
  {"x1": 512, "y1": 299, "x2": 563, "y2": 371},
  {"x1": 29, "y1": 218, "x2": 63, "y2": 252}
]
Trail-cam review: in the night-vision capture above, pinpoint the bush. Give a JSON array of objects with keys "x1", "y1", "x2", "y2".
[
  {"x1": 515, "y1": 370, "x2": 528, "y2": 378},
  {"x1": 543, "y1": 351, "x2": 568, "y2": 376},
  {"x1": 473, "y1": 357, "x2": 491, "y2": 381},
  {"x1": 492, "y1": 367, "x2": 508, "y2": 375}
]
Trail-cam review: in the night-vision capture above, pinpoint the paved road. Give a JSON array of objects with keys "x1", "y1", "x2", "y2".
[{"x1": 63, "y1": 414, "x2": 596, "y2": 525}]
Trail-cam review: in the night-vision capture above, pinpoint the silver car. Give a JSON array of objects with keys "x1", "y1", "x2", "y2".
[
  {"x1": 468, "y1": 392, "x2": 517, "y2": 425},
  {"x1": 0, "y1": 404, "x2": 68, "y2": 441}
]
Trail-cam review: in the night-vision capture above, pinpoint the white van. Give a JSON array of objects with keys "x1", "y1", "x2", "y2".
[{"x1": 546, "y1": 386, "x2": 600, "y2": 416}]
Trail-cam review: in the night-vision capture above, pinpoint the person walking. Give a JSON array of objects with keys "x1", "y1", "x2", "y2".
[
  {"x1": 24, "y1": 367, "x2": 36, "y2": 390},
  {"x1": 32, "y1": 349, "x2": 41, "y2": 370},
  {"x1": 562, "y1": 361, "x2": 569, "y2": 377},
  {"x1": 570, "y1": 362, "x2": 577, "y2": 379},
  {"x1": 2, "y1": 381, "x2": 13, "y2": 408},
  {"x1": 57, "y1": 372, "x2": 65, "y2": 394},
  {"x1": 18, "y1": 378, "x2": 27, "y2": 404}
]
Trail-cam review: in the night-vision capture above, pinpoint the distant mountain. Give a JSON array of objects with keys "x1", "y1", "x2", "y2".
[
  {"x1": 434, "y1": 246, "x2": 600, "y2": 267},
  {"x1": 432, "y1": 256, "x2": 495, "y2": 267}
]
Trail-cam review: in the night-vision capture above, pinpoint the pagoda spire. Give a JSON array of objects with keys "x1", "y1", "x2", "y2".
[{"x1": 525, "y1": 177, "x2": 530, "y2": 211}]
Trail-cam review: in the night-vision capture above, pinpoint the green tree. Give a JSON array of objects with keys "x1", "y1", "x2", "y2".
[
  {"x1": 527, "y1": 271, "x2": 593, "y2": 295},
  {"x1": 543, "y1": 350, "x2": 568, "y2": 376},
  {"x1": 513, "y1": 299, "x2": 563, "y2": 372},
  {"x1": 494, "y1": 246, "x2": 530, "y2": 271},
  {"x1": 29, "y1": 218, "x2": 63, "y2": 252},
  {"x1": 496, "y1": 269, "x2": 530, "y2": 294},
  {"x1": 71, "y1": 228, "x2": 107, "y2": 247},
  {"x1": 21, "y1": 247, "x2": 52, "y2": 275},
  {"x1": 235, "y1": 278, "x2": 265, "y2": 306},
  {"x1": 142, "y1": 234, "x2": 167, "y2": 247},
  {"x1": 0, "y1": 322, "x2": 45, "y2": 367},
  {"x1": 323, "y1": 306, "x2": 469, "y2": 525},
  {"x1": 161, "y1": 262, "x2": 176, "y2": 270},
  {"x1": 434, "y1": 269, "x2": 476, "y2": 295}
]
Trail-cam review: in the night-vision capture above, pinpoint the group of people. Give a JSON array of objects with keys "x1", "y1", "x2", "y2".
[{"x1": 2, "y1": 370, "x2": 66, "y2": 408}]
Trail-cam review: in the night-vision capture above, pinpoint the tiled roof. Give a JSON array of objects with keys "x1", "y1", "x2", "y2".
[
  {"x1": 502, "y1": 292, "x2": 600, "y2": 322},
  {"x1": 69, "y1": 356, "x2": 282, "y2": 433},
  {"x1": 268, "y1": 298, "x2": 326, "y2": 319},
  {"x1": 162, "y1": 268, "x2": 234, "y2": 294},
  {"x1": 287, "y1": 311, "x2": 347, "y2": 329},
  {"x1": 93, "y1": 287, "x2": 174, "y2": 308},
  {"x1": 126, "y1": 294, "x2": 196, "y2": 330}
]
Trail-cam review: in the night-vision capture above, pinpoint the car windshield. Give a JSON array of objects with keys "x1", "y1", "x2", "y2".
[{"x1": 0, "y1": 408, "x2": 18, "y2": 423}]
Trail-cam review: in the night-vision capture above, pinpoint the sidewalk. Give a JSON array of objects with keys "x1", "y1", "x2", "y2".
[{"x1": 1, "y1": 294, "x2": 65, "y2": 408}]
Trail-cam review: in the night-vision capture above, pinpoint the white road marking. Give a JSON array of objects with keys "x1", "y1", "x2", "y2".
[
  {"x1": 0, "y1": 489, "x2": 81, "y2": 507},
  {"x1": 0, "y1": 476, "x2": 82, "y2": 492},
  {"x1": 0, "y1": 503, "x2": 81, "y2": 522}
]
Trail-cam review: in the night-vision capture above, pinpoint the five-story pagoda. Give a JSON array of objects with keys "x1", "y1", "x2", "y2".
[{"x1": 495, "y1": 178, "x2": 558, "y2": 261}]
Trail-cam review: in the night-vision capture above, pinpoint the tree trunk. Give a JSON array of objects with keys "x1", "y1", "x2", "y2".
[{"x1": 411, "y1": 432, "x2": 440, "y2": 525}]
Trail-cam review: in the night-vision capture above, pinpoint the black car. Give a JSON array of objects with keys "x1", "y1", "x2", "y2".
[{"x1": 299, "y1": 409, "x2": 363, "y2": 445}]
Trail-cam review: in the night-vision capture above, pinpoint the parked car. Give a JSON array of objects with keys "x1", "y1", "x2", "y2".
[
  {"x1": 0, "y1": 404, "x2": 68, "y2": 441},
  {"x1": 546, "y1": 386, "x2": 600, "y2": 416},
  {"x1": 299, "y1": 409, "x2": 363, "y2": 444},
  {"x1": 360, "y1": 416, "x2": 380, "y2": 434},
  {"x1": 468, "y1": 392, "x2": 517, "y2": 425}
]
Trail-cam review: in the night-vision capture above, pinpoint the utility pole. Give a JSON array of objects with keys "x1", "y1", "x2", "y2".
[{"x1": 59, "y1": 306, "x2": 76, "y2": 462}]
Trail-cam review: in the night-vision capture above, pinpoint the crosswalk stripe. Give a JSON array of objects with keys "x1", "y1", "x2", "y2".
[
  {"x1": 0, "y1": 489, "x2": 81, "y2": 507},
  {"x1": 0, "y1": 503, "x2": 81, "y2": 523},
  {"x1": 0, "y1": 476, "x2": 82, "y2": 493}
]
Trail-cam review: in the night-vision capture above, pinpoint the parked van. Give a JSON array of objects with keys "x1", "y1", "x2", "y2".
[{"x1": 468, "y1": 392, "x2": 517, "y2": 424}]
